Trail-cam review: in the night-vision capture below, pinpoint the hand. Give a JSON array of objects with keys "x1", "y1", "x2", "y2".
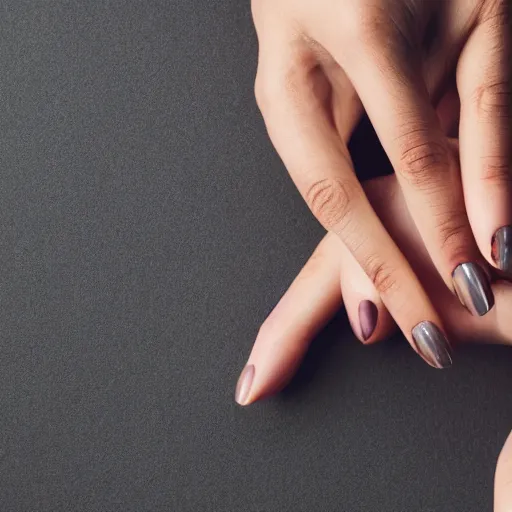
[
  {"x1": 235, "y1": 173, "x2": 512, "y2": 406},
  {"x1": 496, "y1": 430, "x2": 512, "y2": 511},
  {"x1": 252, "y1": 0, "x2": 510, "y2": 366}
]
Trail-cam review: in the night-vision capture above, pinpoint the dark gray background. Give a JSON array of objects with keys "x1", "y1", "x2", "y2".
[{"x1": 0, "y1": 1, "x2": 511, "y2": 511}]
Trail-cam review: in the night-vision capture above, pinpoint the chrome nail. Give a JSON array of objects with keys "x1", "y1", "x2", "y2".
[
  {"x1": 411, "y1": 321, "x2": 453, "y2": 369},
  {"x1": 492, "y1": 226, "x2": 512, "y2": 275},
  {"x1": 452, "y1": 262, "x2": 494, "y2": 317}
]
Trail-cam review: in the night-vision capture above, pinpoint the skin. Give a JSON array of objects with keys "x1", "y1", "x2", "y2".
[
  {"x1": 496, "y1": 431, "x2": 512, "y2": 511},
  {"x1": 239, "y1": 173, "x2": 512, "y2": 406},
  {"x1": 252, "y1": 0, "x2": 510, "y2": 354},
  {"x1": 243, "y1": 2, "x2": 510, "y2": 503},
  {"x1": 235, "y1": 174, "x2": 512, "y2": 508}
]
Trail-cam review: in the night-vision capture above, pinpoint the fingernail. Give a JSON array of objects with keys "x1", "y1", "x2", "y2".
[
  {"x1": 358, "y1": 300, "x2": 378, "y2": 341},
  {"x1": 235, "y1": 365, "x2": 255, "y2": 406},
  {"x1": 411, "y1": 321, "x2": 453, "y2": 369},
  {"x1": 452, "y1": 262, "x2": 494, "y2": 316},
  {"x1": 492, "y1": 226, "x2": 512, "y2": 274}
]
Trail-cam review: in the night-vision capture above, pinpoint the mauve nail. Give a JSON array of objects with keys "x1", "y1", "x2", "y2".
[
  {"x1": 492, "y1": 226, "x2": 512, "y2": 275},
  {"x1": 235, "y1": 365, "x2": 255, "y2": 406},
  {"x1": 452, "y1": 262, "x2": 494, "y2": 317},
  {"x1": 359, "y1": 300, "x2": 378, "y2": 341},
  {"x1": 411, "y1": 321, "x2": 453, "y2": 369}
]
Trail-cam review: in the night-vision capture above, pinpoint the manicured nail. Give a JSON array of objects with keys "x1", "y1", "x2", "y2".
[
  {"x1": 452, "y1": 262, "x2": 494, "y2": 316},
  {"x1": 235, "y1": 365, "x2": 255, "y2": 406},
  {"x1": 358, "y1": 300, "x2": 378, "y2": 341},
  {"x1": 411, "y1": 321, "x2": 453, "y2": 369},
  {"x1": 492, "y1": 226, "x2": 512, "y2": 275}
]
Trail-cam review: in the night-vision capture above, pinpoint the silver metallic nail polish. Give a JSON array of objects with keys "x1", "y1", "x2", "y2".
[
  {"x1": 452, "y1": 262, "x2": 494, "y2": 317},
  {"x1": 411, "y1": 321, "x2": 453, "y2": 369},
  {"x1": 492, "y1": 226, "x2": 512, "y2": 275}
]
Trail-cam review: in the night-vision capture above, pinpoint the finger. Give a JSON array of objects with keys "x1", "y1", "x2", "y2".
[
  {"x1": 495, "y1": 430, "x2": 512, "y2": 512},
  {"x1": 365, "y1": 175, "x2": 512, "y2": 348},
  {"x1": 235, "y1": 234, "x2": 343, "y2": 406},
  {"x1": 327, "y1": 63, "x2": 393, "y2": 344},
  {"x1": 235, "y1": 228, "x2": 397, "y2": 407},
  {"x1": 364, "y1": 173, "x2": 512, "y2": 347},
  {"x1": 338, "y1": 23, "x2": 495, "y2": 318},
  {"x1": 435, "y1": 86, "x2": 460, "y2": 138},
  {"x1": 255, "y1": 39, "x2": 453, "y2": 371},
  {"x1": 457, "y1": 3, "x2": 511, "y2": 277},
  {"x1": 339, "y1": 238, "x2": 395, "y2": 345},
  {"x1": 236, "y1": 178, "x2": 512, "y2": 405},
  {"x1": 490, "y1": 281, "x2": 512, "y2": 346},
  {"x1": 434, "y1": 279, "x2": 512, "y2": 347}
]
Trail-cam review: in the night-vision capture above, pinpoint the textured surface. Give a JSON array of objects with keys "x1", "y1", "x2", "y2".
[{"x1": 0, "y1": 1, "x2": 511, "y2": 511}]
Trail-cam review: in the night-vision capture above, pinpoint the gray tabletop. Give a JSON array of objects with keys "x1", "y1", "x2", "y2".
[{"x1": 1, "y1": 2, "x2": 511, "y2": 511}]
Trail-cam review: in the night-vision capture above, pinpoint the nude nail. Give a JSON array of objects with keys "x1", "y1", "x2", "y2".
[
  {"x1": 235, "y1": 365, "x2": 255, "y2": 406},
  {"x1": 411, "y1": 321, "x2": 453, "y2": 369}
]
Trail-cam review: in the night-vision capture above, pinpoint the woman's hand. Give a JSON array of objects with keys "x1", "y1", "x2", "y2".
[
  {"x1": 252, "y1": 0, "x2": 510, "y2": 366},
  {"x1": 235, "y1": 174, "x2": 512, "y2": 406},
  {"x1": 496, "y1": 430, "x2": 512, "y2": 511}
]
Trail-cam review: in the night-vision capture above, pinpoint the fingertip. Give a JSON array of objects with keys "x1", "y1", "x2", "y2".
[
  {"x1": 358, "y1": 300, "x2": 379, "y2": 342},
  {"x1": 234, "y1": 314, "x2": 316, "y2": 407},
  {"x1": 491, "y1": 226, "x2": 512, "y2": 276},
  {"x1": 235, "y1": 364, "x2": 255, "y2": 406},
  {"x1": 235, "y1": 358, "x2": 299, "y2": 407},
  {"x1": 348, "y1": 296, "x2": 395, "y2": 346}
]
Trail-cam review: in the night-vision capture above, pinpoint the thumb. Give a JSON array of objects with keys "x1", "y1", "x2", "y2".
[{"x1": 495, "y1": 430, "x2": 512, "y2": 511}]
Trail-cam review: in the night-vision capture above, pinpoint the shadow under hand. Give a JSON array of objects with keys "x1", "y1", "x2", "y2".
[
  {"x1": 279, "y1": 309, "x2": 353, "y2": 402},
  {"x1": 275, "y1": 117, "x2": 395, "y2": 403},
  {"x1": 349, "y1": 114, "x2": 393, "y2": 182}
]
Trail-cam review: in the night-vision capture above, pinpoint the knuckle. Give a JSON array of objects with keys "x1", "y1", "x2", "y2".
[
  {"x1": 341, "y1": 5, "x2": 386, "y2": 47},
  {"x1": 480, "y1": 156, "x2": 512, "y2": 186},
  {"x1": 433, "y1": 211, "x2": 468, "y2": 251},
  {"x1": 363, "y1": 257, "x2": 399, "y2": 295},
  {"x1": 305, "y1": 178, "x2": 356, "y2": 229},
  {"x1": 254, "y1": 71, "x2": 282, "y2": 113},
  {"x1": 338, "y1": 4, "x2": 415, "y2": 65},
  {"x1": 480, "y1": 0, "x2": 509, "y2": 26},
  {"x1": 474, "y1": 81, "x2": 511, "y2": 122},
  {"x1": 254, "y1": 56, "x2": 310, "y2": 114},
  {"x1": 397, "y1": 137, "x2": 450, "y2": 189}
]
